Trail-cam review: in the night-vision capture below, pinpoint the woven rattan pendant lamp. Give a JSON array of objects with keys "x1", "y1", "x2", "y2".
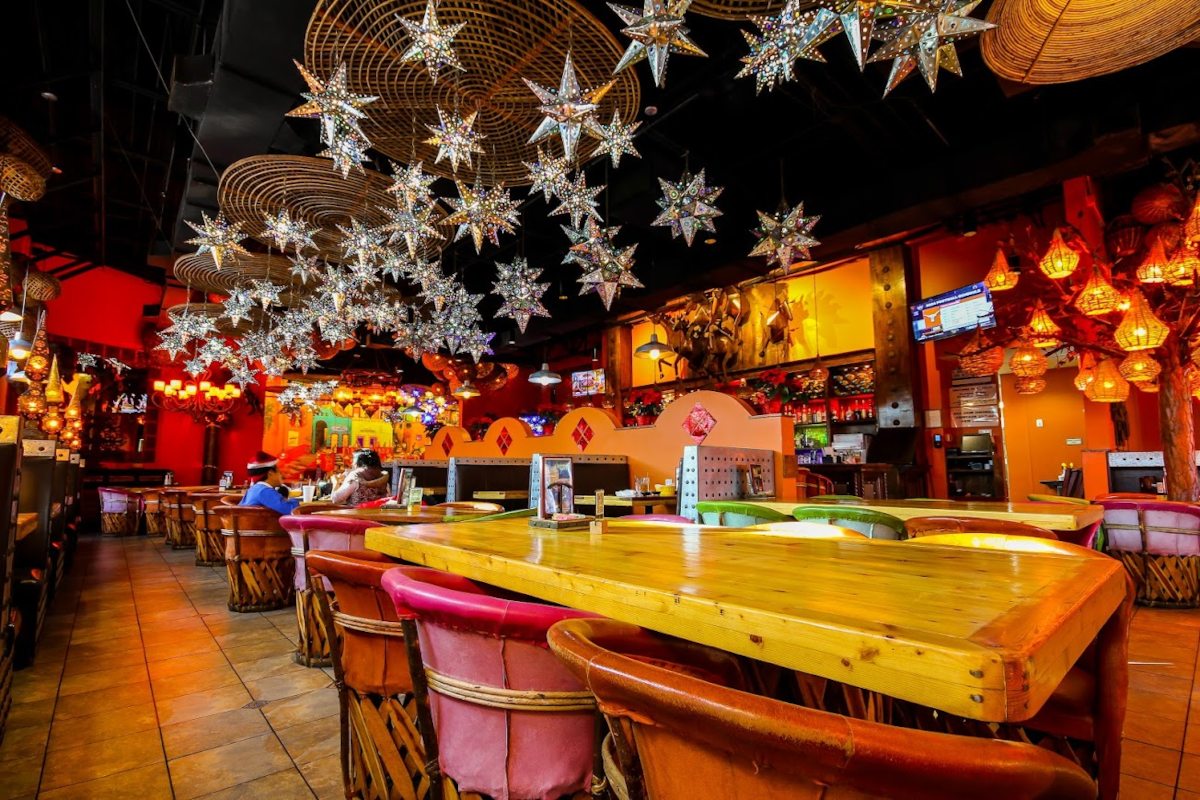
[{"x1": 981, "y1": 0, "x2": 1200, "y2": 85}]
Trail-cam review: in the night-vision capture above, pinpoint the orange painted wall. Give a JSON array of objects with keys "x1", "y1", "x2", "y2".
[{"x1": 998, "y1": 367, "x2": 1087, "y2": 500}]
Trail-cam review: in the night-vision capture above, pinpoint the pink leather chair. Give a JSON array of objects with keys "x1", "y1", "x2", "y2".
[
  {"x1": 381, "y1": 566, "x2": 601, "y2": 800},
  {"x1": 1100, "y1": 499, "x2": 1200, "y2": 606},
  {"x1": 280, "y1": 515, "x2": 373, "y2": 667},
  {"x1": 98, "y1": 487, "x2": 141, "y2": 536}
]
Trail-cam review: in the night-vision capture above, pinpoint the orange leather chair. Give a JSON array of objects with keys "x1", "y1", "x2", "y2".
[
  {"x1": 549, "y1": 618, "x2": 1097, "y2": 800},
  {"x1": 215, "y1": 506, "x2": 293, "y2": 612},
  {"x1": 905, "y1": 516, "x2": 1059, "y2": 540},
  {"x1": 910, "y1": 533, "x2": 1133, "y2": 800}
]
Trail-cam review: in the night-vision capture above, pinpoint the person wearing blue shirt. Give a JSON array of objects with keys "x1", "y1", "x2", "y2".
[{"x1": 239, "y1": 451, "x2": 300, "y2": 515}]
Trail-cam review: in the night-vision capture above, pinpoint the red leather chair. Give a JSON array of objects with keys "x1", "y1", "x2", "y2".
[
  {"x1": 1100, "y1": 498, "x2": 1200, "y2": 607},
  {"x1": 382, "y1": 566, "x2": 601, "y2": 800},
  {"x1": 905, "y1": 516, "x2": 1059, "y2": 540},
  {"x1": 306, "y1": 550, "x2": 426, "y2": 800},
  {"x1": 549, "y1": 618, "x2": 1096, "y2": 800},
  {"x1": 280, "y1": 515, "x2": 373, "y2": 667}
]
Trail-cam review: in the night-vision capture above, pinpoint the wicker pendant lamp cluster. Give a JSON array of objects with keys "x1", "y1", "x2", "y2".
[
  {"x1": 1118, "y1": 350, "x2": 1161, "y2": 384},
  {"x1": 1114, "y1": 290, "x2": 1170, "y2": 352},
  {"x1": 983, "y1": 248, "x2": 1019, "y2": 292},
  {"x1": 1073, "y1": 352, "x2": 1096, "y2": 391},
  {"x1": 1038, "y1": 228, "x2": 1080, "y2": 279},
  {"x1": 1166, "y1": 246, "x2": 1199, "y2": 286},
  {"x1": 1073, "y1": 267, "x2": 1120, "y2": 316},
  {"x1": 1084, "y1": 358, "x2": 1130, "y2": 403},
  {"x1": 1010, "y1": 337, "x2": 1048, "y2": 378},
  {"x1": 1014, "y1": 376, "x2": 1047, "y2": 395},
  {"x1": 1026, "y1": 301, "x2": 1061, "y2": 347},
  {"x1": 957, "y1": 329, "x2": 1004, "y2": 377}
]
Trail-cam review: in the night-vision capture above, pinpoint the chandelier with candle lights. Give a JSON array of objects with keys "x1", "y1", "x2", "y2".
[{"x1": 151, "y1": 377, "x2": 243, "y2": 424}]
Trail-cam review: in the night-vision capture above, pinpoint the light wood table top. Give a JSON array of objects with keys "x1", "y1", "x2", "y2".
[
  {"x1": 15, "y1": 512, "x2": 37, "y2": 541},
  {"x1": 365, "y1": 517, "x2": 1124, "y2": 723},
  {"x1": 575, "y1": 494, "x2": 678, "y2": 510},
  {"x1": 319, "y1": 507, "x2": 479, "y2": 525},
  {"x1": 746, "y1": 499, "x2": 1103, "y2": 532},
  {"x1": 473, "y1": 490, "x2": 529, "y2": 500}
]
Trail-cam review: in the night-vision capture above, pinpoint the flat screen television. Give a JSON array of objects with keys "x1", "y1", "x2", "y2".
[
  {"x1": 910, "y1": 282, "x2": 996, "y2": 342},
  {"x1": 571, "y1": 369, "x2": 606, "y2": 397}
]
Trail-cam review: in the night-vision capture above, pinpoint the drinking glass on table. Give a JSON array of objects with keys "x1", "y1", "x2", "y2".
[
  {"x1": 301, "y1": 484, "x2": 316, "y2": 503},
  {"x1": 635, "y1": 476, "x2": 650, "y2": 495}
]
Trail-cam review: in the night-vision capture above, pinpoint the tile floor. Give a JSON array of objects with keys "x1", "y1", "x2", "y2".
[
  {"x1": 1, "y1": 535, "x2": 1199, "y2": 798},
  {"x1": 0, "y1": 536, "x2": 340, "y2": 799}
]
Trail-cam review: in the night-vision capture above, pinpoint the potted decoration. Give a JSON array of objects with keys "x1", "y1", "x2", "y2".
[
  {"x1": 626, "y1": 388, "x2": 664, "y2": 426},
  {"x1": 749, "y1": 368, "x2": 793, "y2": 413}
]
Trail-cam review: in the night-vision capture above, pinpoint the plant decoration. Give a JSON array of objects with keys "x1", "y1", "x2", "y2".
[{"x1": 626, "y1": 388, "x2": 664, "y2": 422}]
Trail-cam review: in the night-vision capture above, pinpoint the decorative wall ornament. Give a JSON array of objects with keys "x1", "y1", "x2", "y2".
[{"x1": 748, "y1": 201, "x2": 821, "y2": 269}]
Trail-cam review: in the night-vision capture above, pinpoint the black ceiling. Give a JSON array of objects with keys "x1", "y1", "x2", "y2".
[{"x1": 4, "y1": 0, "x2": 1200, "y2": 359}]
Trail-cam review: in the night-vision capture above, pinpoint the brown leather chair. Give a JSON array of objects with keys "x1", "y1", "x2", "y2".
[
  {"x1": 796, "y1": 468, "x2": 835, "y2": 499},
  {"x1": 305, "y1": 550, "x2": 427, "y2": 800},
  {"x1": 215, "y1": 506, "x2": 294, "y2": 612},
  {"x1": 549, "y1": 618, "x2": 1097, "y2": 800},
  {"x1": 292, "y1": 502, "x2": 346, "y2": 515},
  {"x1": 905, "y1": 516, "x2": 1059, "y2": 540},
  {"x1": 189, "y1": 492, "x2": 227, "y2": 566},
  {"x1": 161, "y1": 488, "x2": 197, "y2": 550},
  {"x1": 141, "y1": 488, "x2": 165, "y2": 537},
  {"x1": 434, "y1": 500, "x2": 504, "y2": 514}
]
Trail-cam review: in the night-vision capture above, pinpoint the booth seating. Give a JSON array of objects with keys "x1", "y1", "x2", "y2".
[
  {"x1": 381, "y1": 566, "x2": 601, "y2": 800},
  {"x1": 0, "y1": 425, "x2": 20, "y2": 743},
  {"x1": 98, "y1": 487, "x2": 141, "y2": 536},
  {"x1": 1100, "y1": 499, "x2": 1200, "y2": 607},
  {"x1": 547, "y1": 618, "x2": 1097, "y2": 800},
  {"x1": 528, "y1": 453, "x2": 631, "y2": 513},
  {"x1": 306, "y1": 551, "x2": 428, "y2": 800},
  {"x1": 387, "y1": 458, "x2": 449, "y2": 501},
  {"x1": 49, "y1": 452, "x2": 71, "y2": 583},
  {"x1": 279, "y1": 516, "x2": 372, "y2": 667},
  {"x1": 141, "y1": 489, "x2": 165, "y2": 537},
  {"x1": 13, "y1": 441, "x2": 58, "y2": 667},
  {"x1": 791, "y1": 504, "x2": 906, "y2": 540},
  {"x1": 905, "y1": 516, "x2": 1059, "y2": 540},
  {"x1": 161, "y1": 488, "x2": 197, "y2": 550},
  {"x1": 695, "y1": 501, "x2": 791, "y2": 527},
  {"x1": 446, "y1": 456, "x2": 532, "y2": 507},
  {"x1": 215, "y1": 506, "x2": 294, "y2": 612},
  {"x1": 908, "y1": 533, "x2": 1133, "y2": 800},
  {"x1": 189, "y1": 493, "x2": 228, "y2": 567}
]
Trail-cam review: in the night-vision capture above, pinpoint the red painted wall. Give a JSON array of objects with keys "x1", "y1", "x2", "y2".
[
  {"x1": 148, "y1": 379, "x2": 266, "y2": 485},
  {"x1": 44, "y1": 266, "x2": 162, "y2": 350}
]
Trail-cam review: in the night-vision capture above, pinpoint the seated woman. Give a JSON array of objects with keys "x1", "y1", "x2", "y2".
[
  {"x1": 239, "y1": 451, "x2": 300, "y2": 515},
  {"x1": 330, "y1": 449, "x2": 390, "y2": 506}
]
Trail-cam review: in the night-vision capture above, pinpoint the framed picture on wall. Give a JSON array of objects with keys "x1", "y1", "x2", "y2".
[{"x1": 540, "y1": 457, "x2": 574, "y2": 518}]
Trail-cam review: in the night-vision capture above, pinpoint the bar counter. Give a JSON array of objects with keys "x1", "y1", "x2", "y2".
[{"x1": 365, "y1": 517, "x2": 1124, "y2": 723}]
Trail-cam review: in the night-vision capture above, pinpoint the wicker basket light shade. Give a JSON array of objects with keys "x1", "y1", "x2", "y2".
[
  {"x1": 983, "y1": 248, "x2": 1019, "y2": 292},
  {"x1": 1166, "y1": 246, "x2": 1199, "y2": 287},
  {"x1": 958, "y1": 329, "x2": 1004, "y2": 377},
  {"x1": 1114, "y1": 290, "x2": 1170, "y2": 352},
  {"x1": 174, "y1": 251, "x2": 307, "y2": 306},
  {"x1": 1184, "y1": 195, "x2": 1200, "y2": 248},
  {"x1": 1073, "y1": 268, "x2": 1119, "y2": 316},
  {"x1": 304, "y1": 0, "x2": 640, "y2": 186},
  {"x1": 1137, "y1": 237, "x2": 1169, "y2": 284},
  {"x1": 1038, "y1": 228, "x2": 1079, "y2": 280},
  {"x1": 1014, "y1": 376, "x2": 1047, "y2": 395},
  {"x1": 1118, "y1": 350, "x2": 1161, "y2": 383},
  {"x1": 1188, "y1": 366, "x2": 1200, "y2": 399},
  {"x1": 980, "y1": 0, "x2": 1200, "y2": 85},
  {"x1": 1084, "y1": 359, "x2": 1130, "y2": 403},
  {"x1": 1010, "y1": 339, "x2": 1048, "y2": 378},
  {"x1": 1073, "y1": 352, "x2": 1096, "y2": 392},
  {"x1": 23, "y1": 269, "x2": 61, "y2": 302},
  {"x1": 1135, "y1": 380, "x2": 1160, "y2": 393},
  {"x1": 0, "y1": 156, "x2": 46, "y2": 203},
  {"x1": 0, "y1": 117, "x2": 53, "y2": 179},
  {"x1": 1027, "y1": 302, "x2": 1061, "y2": 347}
]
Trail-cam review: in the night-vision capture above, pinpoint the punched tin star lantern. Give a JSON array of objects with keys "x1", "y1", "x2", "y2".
[
  {"x1": 1038, "y1": 228, "x2": 1080, "y2": 280},
  {"x1": 1114, "y1": 290, "x2": 1170, "y2": 352}
]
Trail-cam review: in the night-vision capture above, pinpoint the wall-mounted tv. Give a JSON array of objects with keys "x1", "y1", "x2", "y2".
[
  {"x1": 571, "y1": 369, "x2": 606, "y2": 397},
  {"x1": 911, "y1": 282, "x2": 996, "y2": 343}
]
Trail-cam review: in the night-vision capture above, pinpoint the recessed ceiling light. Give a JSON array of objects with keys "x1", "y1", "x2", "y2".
[
  {"x1": 51, "y1": 167, "x2": 62, "y2": 175},
  {"x1": 644, "y1": 105, "x2": 658, "y2": 116},
  {"x1": 40, "y1": 91, "x2": 58, "y2": 102}
]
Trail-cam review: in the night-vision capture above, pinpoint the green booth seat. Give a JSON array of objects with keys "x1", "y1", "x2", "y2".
[
  {"x1": 694, "y1": 501, "x2": 792, "y2": 527},
  {"x1": 809, "y1": 495, "x2": 865, "y2": 504},
  {"x1": 791, "y1": 505, "x2": 907, "y2": 540},
  {"x1": 1027, "y1": 494, "x2": 1091, "y2": 506}
]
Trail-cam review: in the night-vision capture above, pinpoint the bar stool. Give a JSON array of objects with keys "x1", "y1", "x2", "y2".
[
  {"x1": 161, "y1": 488, "x2": 197, "y2": 550},
  {"x1": 305, "y1": 550, "x2": 428, "y2": 800},
  {"x1": 97, "y1": 487, "x2": 140, "y2": 536},
  {"x1": 694, "y1": 501, "x2": 791, "y2": 526},
  {"x1": 791, "y1": 504, "x2": 906, "y2": 539},
  {"x1": 215, "y1": 506, "x2": 294, "y2": 612},
  {"x1": 189, "y1": 493, "x2": 227, "y2": 566},
  {"x1": 905, "y1": 516, "x2": 1058, "y2": 540},
  {"x1": 279, "y1": 516, "x2": 372, "y2": 667},
  {"x1": 142, "y1": 488, "x2": 165, "y2": 537},
  {"x1": 548, "y1": 618, "x2": 1098, "y2": 800},
  {"x1": 1100, "y1": 499, "x2": 1200, "y2": 607},
  {"x1": 381, "y1": 566, "x2": 601, "y2": 800}
]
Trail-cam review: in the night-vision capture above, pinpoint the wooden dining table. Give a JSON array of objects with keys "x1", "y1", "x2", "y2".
[
  {"x1": 745, "y1": 498, "x2": 1103, "y2": 533},
  {"x1": 318, "y1": 507, "x2": 482, "y2": 525},
  {"x1": 365, "y1": 517, "x2": 1125, "y2": 723}
]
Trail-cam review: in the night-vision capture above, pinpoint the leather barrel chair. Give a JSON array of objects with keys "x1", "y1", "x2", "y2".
[
  {"x1": 97, "y1": 487, "x2": 140, "y2": 536},
  {"x1": 694, "y1": 501, "x2": 792, "y2": 527},
  {"x1": 215, "y1": 506, "x2": 294, "y2": 612},
  {"x1": 189, "y1": 492, "x2": 229, "y2": 567},
  {"x1": 141, "y1": 488, "x2": 165, "y2": 537},
  {"x1": 905, "y1": 516, "x2": 1059, "y2": 540},
  {"x1": 161, "y1": 488, "x2": 197, "y2": 550},
  {"x1": 305, "y1": 551, "x2": 428, "y2": 800},
  {"x1": 279, "y1": 516, "x2": 373, "y2": 667},
  {"x1": 548, "y1": 618, "x2": 1098, "y2": 800},
  {"x1": 791, "y1": 504, "x2": 907, "y2": 539},
  {"x1": 1100, "y1": 499, "x2": 1200, "y2": 607},
  {"x1": 382, "y1": 566, "x2": 602, "y2": 800}
]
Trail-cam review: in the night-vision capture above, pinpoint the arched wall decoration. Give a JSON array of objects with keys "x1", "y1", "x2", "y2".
[{"x1": 303, "y1": 0, "x2": 641, "y2": 186}]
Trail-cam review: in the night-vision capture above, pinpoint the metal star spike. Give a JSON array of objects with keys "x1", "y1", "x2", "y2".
[
  {"x1": 386, "y1": 160, "x2": 438, "y2": 208},
  {"x1": 835, "y1": 0, "x2": 923, "y2": 69},
  {"x1": 867, "y1": 0, "x2": 995, "y2": 94},
  {"x1": 396, "y1": 0, "x2": 467, "y2": 83},
  {"x1": 185, "y1": 211, "x2": 250, "y2": 269},
  {"x1": 524, "y1": 51, "x2": 615, "y2": 163},
  {"x1": 262, "y1": 208, "x2": 318, "y2": 253},
  {"x1": 609, "y1": 0, "x2": 707, "y2": 88},
  {"x1": 737, "y1": 2, "x2": 842, "y2": 94},
  {"x1": 653, "y1": 167, "x2": 724, "y2": 246},
  {"x1": 336, "y1": 218, "x2": 386, "y2": 272},
  {"x1": 550, "y1": 171, "x2": 605, "y2": 228},
  {"x1": 523, "y1": 146, "x2": 571, "y2": 202},
  {"x1": 589, "y1": 110, "x2": 641, "y2": 168},
  {"x1": 492, "y1": 256, "x2": 551, "y2": 334},
  {"x1": 749, "y1": 202, "x2": 821, "y2": 269},
  {"x1": 376, "y1": 201, "x2": 443, "y2": 258},
  {"x1": 286, "y1": 61, "x2": 377, "y2": 137},
  {"x1": 424, "y1": 107, "x2": 486, "y2": 173},
  {"x1": 444, "y1": 180, "x2": 521, "y2": 253}
]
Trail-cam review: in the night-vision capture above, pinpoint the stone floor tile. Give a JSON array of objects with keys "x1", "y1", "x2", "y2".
[
  {"x1": 146, "y1": 650, "x2": 230, "y2": 681},
  {"x1": 143, "y1": 634, "x2": 221, "y2": 663},
  {"x1": 36, "y1": 762, "x2": 172, "y2": 800},
  {"x1": 261, "y1": 687, "x2": 339, "y2": 731},
  {"x1": 155, "y1": 683, "x2": 253, "y2": 727},
  {"x1": 275, "y1": 714, "x2": 340, "y2": 765},
  {"x1": 53, "y1": 680, "x2": 153, "y2": 720},
  {"x1": 168, "y1": 732, "x2": 293, "y2": 800},
  {"x1": 57, "y1": 662, "x2": 148, "y2": 697},
  {"x1": 0, "y1": 759, "x2": 41, "y2": 800},
  {"x1": 46, "y1": 702, "x2": 159, "y2": 751},
  {"x1": 296, "y1": 753, "x2": 343, "y2": 800},
  {"x1": 0, "y1": 723, "x2": 51, "y2": 763},
  {"x1": 61, "y1": 648, "x2": 145, "y2": 678},
  {"x1": 1121, "y1": 739, "x2": 1181, "y2": 787},
  {"x1": 244, "y1": 669, "x2": 332, "y2": 703},
  {"x1": 150, "y1": 664, "x2": 241, "y2": 701},
  {"x1": 194, "y1": 768, "x2": 315, "y2": 800},
  {"x1": 160, "y1": 706, "x2": 272, "y2": 760},
  {"x1": 5, "y1": 698, "x2": 56, "y2": 729},
  {"x1": 40, "y1": 728, "x2": 164, "y2": 791}
]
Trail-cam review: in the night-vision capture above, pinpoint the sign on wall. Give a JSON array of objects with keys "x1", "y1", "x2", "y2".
[{"x1": 950, "y1": 378, "x2": 1000, "y2": 427}]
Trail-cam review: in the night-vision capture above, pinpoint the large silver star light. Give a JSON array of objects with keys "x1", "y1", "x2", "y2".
[
  {"x1": 867, "y1": 0, "x2": 995, "y2": 94},
  {"x1": 377, "y1": 201, "x2": 442, "y2": 257},
  {"x1": 609, "y1": 0, "x2": 707, "y2": 88},
  {"x1": 287, "y1": 61, "x2": 379, "y2": 176},
  {"x1": 523, "y1": 146, "x2": 571, "y2": 202},
  {"x1": 444, "y1": 180, "x2": 520, "y2": 253},
  {"x1": 749, "y1": 202, "x2": 821, "y2": 270},
  {"x1": 563, "y1": 220, "x2": 643, "y2": 310},
  {"x1": 425, "y1": 107, "x2": 485, "y2": 173},
  {"x1": 737, "y1": 2, "x2": 841, "y2": 93},
  {"x1": 524, "y1": 52, "x2": 615, "y2": 163},
  {"x1": 397, "y1": 0, "x2": 466, "y2": 83},
  {"x1": 337, "y1": 218, "x2": 386, "y2": 272},
  {"x1": 289, "y1": 252, "x2": 322, "y2": 284},
  {"x1": 589, "y1": 111, "x2": 641, "y2": 168},
  {"x1": 387, "y1": 160, "x2": 438, "y2": 208},
  {"x1": 492, "y1": 257, "x2": 550, "y2": 333},
  {"x1": 185, "y1": 211, "x2": 251, "y2": 269},
  {"x1": 550, "y1": 172, "x2": 604, "y2": 228},
  {"x1": 262, "y1": 208, "x2": 317, "y2": 253},
  {"x1": 223, "y1": 288, "x2": 255, "y2": 326},
  {"x1": 652, "y1": 168, "x2": 723, "y2": 246},
  {"x1": 834, "y1": 0, "x2": 922, "y2": 69},
  {"x1": 248, "y1": 279, "x2": 284, "y2": 311}
]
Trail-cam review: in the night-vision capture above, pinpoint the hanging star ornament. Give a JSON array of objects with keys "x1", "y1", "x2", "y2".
[
  {"x1": 866, "y1": 0, "x2": 995, "y2": 94},
  {"x1": 376, "y1": 201, "x2": 443, "y2": 257},
  {"x1": 609, "y1": 0, "x2": 707, "y2": 88},
  {"x1": 185, "y1": 211, "x2": 251, "y2": 269},
  {"x1": 524, "y1": 52, "x2": 615, "y2": 163},
  {"x1": 492, "y1": 257, "x2": 550, "y2": 334},
  {"x1": 834, "y1": 0, "x2": 923, "y2": 69},
  {"x1": 652, "y1": 167, "x2": 723, "y2": 246},
  {"x1": 222, "y1": 288, "x2": 255, "y2": 326},
  {"x1": 396, "y1": 0, "x2": 467, "y2": 83},
  {"x1": 425, "y1": 107, "x2": 486, "y2": 173},
  {"x1": 288, "y1": 253, "x2": 322, "y2": 284},
  {"x1": 337, "y1": 218, "x2": 386, "y2": 271},
  {"x1": 523, "y1": 146, "x2": 570, "y2": 202},
  {"x1": 737, "y1": 2, "x2": 842, "y2": 93},
  {"x1": 386, "y1": 160, "x2": 438, "y2": 208},
  {"x1": 444, "y1": 180, "x2": 521, "y2": 253},
  {"x1": 749, "y1": 202, "x2": 821, "y2": 270},
  {"x1": 262, "y1": 208, "x2": 317, "y2": 253},
  {"x1": 550, "y1": 171, "x2": 604, "y2": 228},
  {"x1": 287, "y1": 61, "x2": 379, "y2": 175},
  {"x1": 564, "y1": 220, "x2": 643, "y2": 310},
  {"x1": 589, "y1": 111, "x2": 641, "y2": 168}
]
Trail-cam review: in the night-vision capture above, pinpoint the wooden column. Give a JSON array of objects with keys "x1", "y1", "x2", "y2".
[
  {"x1": 870, "y1": 247, "x2": 916, "y2": 429},
  {"x1": 605, "y1": 325, "x2": 632, "y2": 415}
]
